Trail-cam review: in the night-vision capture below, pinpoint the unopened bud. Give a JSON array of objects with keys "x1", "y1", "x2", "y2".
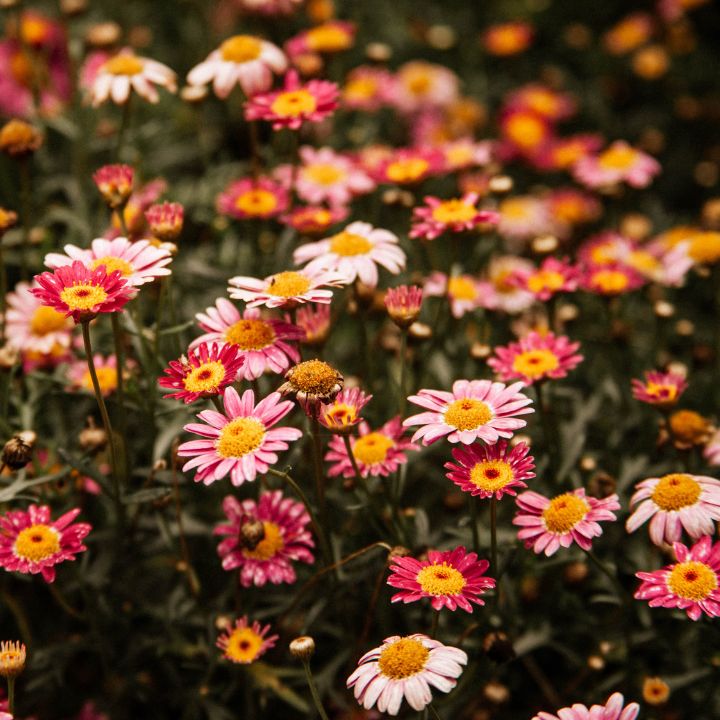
[
  {"x1": 483, "y1": 632, "x2": 516, "y2": 664},
  {"x1": 2, "y1": 431, "x2": 36, "y2": 470},
  {"x1": 0, "y1": 640, "x2": 26, "y2": 678},
  {"x1": 289, "y1": 636, "x2": 316, "y2": 661}
]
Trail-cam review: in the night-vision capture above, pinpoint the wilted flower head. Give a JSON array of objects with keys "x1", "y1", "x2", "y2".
[{"x1": 279, "y1": 358, "x2": 343, "y2": 413}]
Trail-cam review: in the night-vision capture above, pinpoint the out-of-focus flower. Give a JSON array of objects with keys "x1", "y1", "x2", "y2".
[
  {"x1": 410, "y1": 194, "x2": 498, "y2": 241},
  {"x1": 481, "y1": 21, "x2": 534, "y2": 56},
  {"x1": 513, "y1": 257, "x2": 579, "y2": 301},
  {"x1": 68, "y1": 353, "x2": 125, "y2": 397},
  {"x1": 0, "y1": 207, "x2": 18, "y2": 234},
  {"x1": 342, "y1": 66, "x2": 392, "y2": 111},
  {"x1": 285, "y1": 20, "x2": 355, "y2": 58},
  {"x1": 497, "y1": 195, "x2": 558, "y2": 243},
  {"x1": 372, "y1": 147, "x2": 444, "y2": 186},
  {"x1": 385, "y1": 285, "x2": 423, "y2": 328},
  {"x1": 110, "y1": 178, "x2": 166, "y2": 239},
  {"x1": 236, "y1": 0, "x2": 303, "y2": 15},
  {"x1": 603, "y1": 13, "x2": 654, "y2": 55},
  {"x1": 573, "y1": 141, "x2": 661, "y2": 189},
  {"x1": 440, "y1": 138, "x2": 494, "y2": 172},
  {"x1": 504, "y1": 84, "x2": 576, "y2": 122},
  {"x1": 93, "y1": 164, "x2": 134, "y2": 209},
  {"x1": 318, "y1": 387, "x2": 372, "y2": 433},
  {"x1": 631, "y1": 370, "x2": 687, "y2": 409},
  {"x1": 0, "y1": 640, "x2": 26, "y2": 678},
  {"x1": 281, "y1": 205, "x2": 348, "y2": 236},
  {"x1": 389, "y1": 61, "x2": 460, "y2": 114},
  {"x1": 535, "y1": 133, "x2": 604, "y2": 172},
  {"x1": 217, "y1": 176, "x2": 289, "y2": 221},
  {"x1": 685, "y1": 231, "x2": 720, "y2": 266},
  {"x1": 703, "y1": 428, "x2": 720, "y2": 467},
  {"x1": 546, "y1": 189, "x2": 602, "y2": 232},
  {"x1": 642, "y1": 677, "x2": 670, "y2": 705},
  {"x1": 216, "y1": 616, "x2": 278, "y2": 663},
  {"x1": 486, "y1": 256, "x2": 536, "y2": 314},
  {"x1": 0, "y1": 118, "x2": 43, "y2": 156},
  {"x1": 581, "y1": 263, "x2": 645, "y2": 296},
  {"x1": 499, "y1": 109, "x2": 552, "y2": 158},
  {"x1": 532, "y1": 692, "x2": 639, "y2": 720},
  {"x1": 296, "y1": 302, "x2": 331, "y2": 345},
  {"x1": 145, "y1": 202, "x2": 184, "y2": 241},
  {"x1": 424, "y1": 272, "x2": 485, "y2": 319},
  {"x1": 667, "y1": 409, "x2": 712, "y2": 448}
]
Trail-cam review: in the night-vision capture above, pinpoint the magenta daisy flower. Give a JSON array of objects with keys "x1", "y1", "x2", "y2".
[
  {"x1": 404, "y1": 379, "x2": 533, "y2": 446},
  {"x1": 513, "y1": 488, "x2": 620, "y2": 556},
  {"x1": 635, "y1": 535, "x2": 720, "y2": 621},
  {"x1": 347, "y1": 634, "x2": 467, "y2": 716},
  {"x1": 410, "y1": 193, "x2": 499, "y2": 241},
  {"x1": 372, "y1": 147, "x2": 445, "y2": 186},
  {"x1": 625, "y1": 473, "x2": 720, "y2": 546},
  {"x1": 513, "y1": 257, "x2": 580, "y2": 301},
  {"x1": 487, "y1": 331, "x2": 583, "y2": 386},
  {"x1": 31, "y1": 260, "x2": 133, "y2": 323},
  {"x1": 573, "y1": 140, "x2": 661, "y2": 189},
  {"x1": 387, "y1": 546, "x2": 495, "y2": 612},
  {"x1": 581, "y1": 262, "x2": 646, "y2": 296},
  {"x1": 318, "y1": 387, "x2": 372, "y2": 433},
  {"x1": 532, "y1": 692, "x2": 639, "y2": 720},
  {"x1": 293, "y1": 221, "x2": 406, "y2": 289},
  {"x1": 216, "y1": 616, "x2": 279, "y2": 664},
  {"x1": 192, "y1": 301, "x2": 303, "y2": 381},
  {"x1": 631, "y1": 370, "x2": 688, "y2": 409},
  {"x1": 326, "y1": 417, "x2": 418, "y2": 478},
  {"x1": 444, "y1": 440, "x2": 535, "y2": 499},
  {"x1": 0, "y1": 504, "x2": 91, "y2": 583},
  {"x1": 245, "y1": 69, "x2": 339, "y2": 131},
  {"x1": 177, "y1": 387, "x2": 302, "y2": 486},
  {"x1": 217, "y1": 176, "x2": 289, "y2": 221},
  {"x1": 214, "y1": 490, "x2": 314, "y2": 587}
]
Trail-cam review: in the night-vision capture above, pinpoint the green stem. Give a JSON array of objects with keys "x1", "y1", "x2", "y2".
[
  {"x1": 428, "y1": 704, "x2": 443, "y2": 720},
  {"x1": 48, "y1": 582, "x2": 84, "y2": 620},
  {"x1": 310, "y1": 415, "x2": 326, "y2": 516},
  {"x1": 301, "y1": 659, "x2": 330, "y2": 720},
  {"x1": 398, "y1": 329, "x2": 408, "y2": 417},
  {"x1": 490, "y1": 495, "x2": 498, "y2": 572},
  {"x1": 116, "y1": 93, "x2": 133, "y2": 161},
  {"x1": 581, "y1": 548, "x2": 629, "y2": 605},
  {"x1": 342, "y1": 434, "x2": 363, "y2": 487},
  {"x1": 7, "y1": 677, "x2": 14, "y2": 717},
  {"x1": 430, "y1": 611, "x2": 439, "y2": 638},
  {"x1": 469, "y1": 496, "x2": 480, "y2": 554},
  {"x1": 110, "y1": 313, "x2": 129, "y2": 484},
  {"x1": 535, "y1": 382, "x2": 560, "y2": 482},
  {"x1": 0, "y1": 243, "x2": 7, "y2": 343}
]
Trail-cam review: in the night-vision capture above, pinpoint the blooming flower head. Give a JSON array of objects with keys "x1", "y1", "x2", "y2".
[
  {"x1": 667, "y1": 409, "x2": 712, "y2": 449},
  {"x1": 159, "y1": 343, "x2": 244, "y2": 404},
  {"x1": 177, "y1": 387, "x2": 302, "y2": 486},
  {"x1": 342, "y1": 65, "x2": 392, "y2": 111},
  {"x1": 245, "y1": 70, "x2": 339, "y2": 131},
  {"x1": 440, "y1": 138, "x2": 494, "y2": 172},
  {"x1": 532, "y1": 692, "x2": 639, "y2": 720},
  {"x1": 217, "y1": 616, "x2": 279, "y2": 663},
  {"x1": 513, "y1": 257, "x2": 579, "y2": 301},
  {"x1": 217, "y1": 176, "x2": 289, "y2": 221},
  {"x1": 0, "y1": 118, "x2": 43, "y2": 156},
  {"x1": 603, "y1": 13, "x2": 654, "y2": 55},
  {"x1": 482, "y1": 21, "x2": 534, "y2": 56},
  {"x1": 497, "y1": 195, "x2": 558, "y2": 243},
  {"x1": 513, "y1": 488, "x2": 620, "y2": 556},
  {"x1": 390, "y1": 61, "x2": 460, "y2": 114},
  {"x1": 404, "y1": 379, "x2": 533, "y2": 446},
  {"x1": 145, "y1": 202, "x2": 184, "y2": 241},
  {"x1": 486, "y1": 256, "x2": 536, "y2": 314},
  {"x1": 0, "y1": 504, "x2": 91, "y2": 582},
  {"x1": 285, "y1": 20, "x2": 356, "y2": 57},
  {"x1": 296, "y1": 302, "x2": 331, "y2": 346},
  {"x1": 385, "y1": 285, "x2": 423, "y2": 328},
  {"x1": 499, "y1": 110, "x2": 552, "y2": 159},
  {"x1": 0, "y1": 639, "x2": 26, "y2": 679},
  {"x1": 505, "y1": 83, "x2": 576, "y2": 122},
  {"x1": 214, "y1": 490, "x2": 314, "y2": 587},
  {"x1": 281, "y1": 205, "x2": 348, "y2": 236},
  {"x1": 192, "y1": 301, "x2": 303, "y2": 381},
  {"x1": 89, "y1": 48, "x2": 176, "y2": 106},
  {"x1": 93, "y1": 164, "x2": 134, "y2": 209},
  {"x1": 631, "y1": 370, "x2": 688, "y2": 409},
  {"x1": 187, "y1": 34, "x2": 286, "y2": 98},
  {"x1": 487, "y1": 331, "x2": 583, "y2": 386},
  {"x1": 373, "y1": 147, "x2": 444, "y2": 185},
  {"x1": 68, "y1": 353, "x2": 126, "y2": 397},
  {"x1": 642, "y1": 677, "x2": 670, "y2": 706},
  {"x1": 31, "y1": 260, "x2": 133, "y2": 323},
  {"x1": 626, "y1": 473, "x2": 720, "y2": 546},
  {"x1": 326, "y1": 417, "x2": 418, "y2": 478},
  {"x1": 388, "y1": 546, "x2": 495, "y2": 612},
  {"x1": 278, "y1": 358, "x2": 344, "y2": 413},
  {"x1": 347, "y1": 634, "x2": 467, "y2": 716},
  {"x1": 635, "y1": 535, "x2": 720, "y2": 621},
  {"x1": 574, "y1": 141, "x2": 661, "y2": 189},
  {"x1": 535, "y1": 134, "x2": 604, "y2": 171},
  {"x1": 445, "y1": 440, "x2": 534, "y2": 499},
  {"x1": 546, "y1": 189, "x2": 602, "y2": 233},
  {"x1": 318, "y1": 387, "x2": 372, "y2": 433},
  {"x1": 410, "y1": 194, "x2": 499, "y2": 241},
  {"x1": 293, "y1": 221, "x2": 405, "y2": 288},
  {"x1": 581, "y1": 263, "x2": 645, "y2": 296},
  {"x1": 424, "y1": 272, "x2": 484, "y2": 319}
]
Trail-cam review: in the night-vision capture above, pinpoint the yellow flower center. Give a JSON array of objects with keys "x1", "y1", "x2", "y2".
[
  {"x1": 667, "y1": 561, "x2": 717, "y2": 601},
  {"x1": 553, "y1": 142, "x2": 586, "y2": 168},
  {"x1": 416, "y1": 562, "x2": 467, "y2": 596},
  {"x1": 30, "y1": 306, "x2": 68, "y2": 336},
  {"x1": 82, "y1": 366, "x2": 117, "y2": 395},
  {"x1": 526, "y1": 89, "x2": 559, "y2": 116},
  {"x1": 500, "y1": 197, "x2": 533, "y2": 220},
  {"x1": 487, "y1": 26, "x2": 526, "y2": 54},
  {"x1": 689, "y1": 232, "x2": 720, "y2": 265},
  {"x1": 493, "y1": 269, "x2": 516, "y2": 294},
  {"x1": 323, "y1": 403, "x2": 358, "y2": 429},
  {"x1": 431, "y1": 199, "x2": 477, "y2": 224},
  {"x1": 405, "y1": 71, "x2": 432, "y2": 96},
  {"x1": 91, "y1": 256, "x2": 134, "y2": 277},
  {"x1": 598, "y1": 145, "x2": 638, "y2": 170},
  {"x1": 242, "y1": 521, "x2": 285, "y2": 560},
  {"x1": 219, "y1": 35, "x2": 262, "y2": 63},
  {"x1": 235, "y1": 189, "x2": 278, "y2": 216},
  {"x1": 183, "y1": 360, "x2": 226, "y2": 394},
  {"x1": 377, "y1": 637, "x2": 430, "y2": 680},
  {"x1": 591, "y1": 269, "x2": 629, "y2": 294},
  {"x1": 329, "y1": 231, "x2": 372, "y2": 256},
  {"x1": 225, "y1": 318, "x2": 276, "y2": 350},
  {"x1": 628, "y1": 250, "x2": 659, "y2": 274},
  {"x1": 265, "y1": 271, "x2": 311, "y2": 298},
  {"x1": 103, "y1": 54, "x2": 144, "y2": 76},
  {"x1": 352, "y1": 432, "x2": 394, "y2": 466},
  {"x1": 303, "y1": 163, "x2": 345, "y2": 185},
  {"x1": 669, "y1": 410, "x2": 709, "y2": 444},
  {"x1": 385, "y1": 158, "x2": 429, "y2": 184},
  {"x1": 505, "y1": 114, "x2": 545, "y2": 148},
  {"x1": 59, "y1": 283, "x2": 109, "y2": 312},
  {"x1": 651, "y1": 473, "x2": 701, "y2": 511},
  {"x1": 542, "y1": 493, "x2": 589, "y2": 533},
  {"x1": 344, "y1": 76, "x2": 377, "y2": 101},
  {"x1": 216, "y1": 417, "x2": 265, "y2": 458},
  {"x1": 527, "y1": 270, "x2": 565, "y2": 294},
  {"x1": 644, "y1": 382, "x2": 677, "y2": 402},
  {"x1": 288, "y1": 359, "x2": 338, "y2": 394},
  {"x1": 447, "y1": 276, "x2": 477, "y2": 301},
  {"x1": 223, "y1": 626, "x2": 265, "y2": 664},
  {"x1": 444, "y1": 398, "x2": 493, "y2": 431},
  {"x1": 511, "y1": 349, "x2": 560, "y2": 378},
  {"x1": 14, "y1": 524, "x2": 60, "y2": 562},
  {"x1": 445, "y1": 145, "x2": 473, "y2": 167},
  {"x1": 270, "y1": 89, "x2": 318, "y2": 118},
  {"x1": 306, "y1": 24, "x2": 352, "y2": 52},
  {"x1": 469, "y1": 459, "x2": 514, "y2": 492}
]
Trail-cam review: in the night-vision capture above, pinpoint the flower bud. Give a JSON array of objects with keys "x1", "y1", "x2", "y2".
[
  {"x1": 2, "y1": 431, "x2": 36, "y2": 470},
  {"x1": 0, "y1": 640, "x2": 26, "y2": 678},
  {"x1": 0, "y1": 119, "x2": 43, "y2": 156},
  {"x1": 289, "y1": 636, "x2": 316, "y2": 661}
]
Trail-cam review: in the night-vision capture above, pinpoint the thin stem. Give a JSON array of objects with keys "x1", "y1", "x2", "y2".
[
  {"x1": 428, "y1": 704, "x2": 443, "y2": 720},
  {"x1": 110, "y1": 313, "x2": 129, "y2": 483},
  {"x1": 48, "y1": 582, "x2": 84, "y2": 620},
  {"x1": 490, "y1": 495, "x2": 498, "y2": 576},
  {"x1": 171, "y1": 438, "x2": 200, "y2": 597},
  {"x1": 116, "y1": 94, "x2": 133, "y2": 161},
  {"x1": 581, "y1": 547, "x2": 630, "y2": 605},
  {"x1": 249, "y1": 120, "x2": 262, "y2": 179},
  {"x1": 7, "y1": 677, "x2": 14, "y2": 717},
  {"x1": 398, "y1": 329, "x2": 408, "y2": 417},
  {"x1": 469, "y1": 496, "x2": 480, "y2": 554},
  {"x1": 210, "y1": 395, "x2": 224, "y2": 412},
  {"x1": 535, "y1": 382, "x2": 560, "y2": 482},
  {"x1": 0, "y1": 243, "x2": 7, "y2": 343},
  {"x1": 430, "y1": 611, "x2": 439, "y2": 638},
  {"x1": 301, "y1": 659, "x2": 330, "y2": 720},
  {"x1": 342, "y1": 434, "x2": 363, "y2": 487},
  {"x1": 310, "y1": 415, "x2": 326, "y2": 516}
]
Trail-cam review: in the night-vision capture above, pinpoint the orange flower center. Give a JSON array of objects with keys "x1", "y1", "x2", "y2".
[
  {"x1": 416, "y1": 562, "x2": 466, "y2": 596},
  {"x1": 216, "y1": 417, "x2": 265, "y2": 458},
  {"x1": 183, "y1": 360, "x2": 227, "y2": 394},
  {"x1": 598, "y1": 145, "x2": 638, "y2": 170},
  {"x1": 329, "y1": 231, "x2": 372, "y2": 256},
  {"x1": 542, "y1": 493, "x2": 589, "y2": 533},
  {"x1": 505, "y1": 114, "x2": 546, "y2": 148},
  {"x1": 385, "y1": 158, "x2": 429, "y2": 184},
  {"x1": 60, "y1": 283, "x2": 109, "y2": 312},
  {"x1": 527, "y1": 270, "x2": 565, "y2": 294},
  {"x1": 651, "y1": 473, "x2": 701, "y2": 511},
  {"x1": 306, "y1": 24, "x2": 352, "y2": 53},
  {"x1": 352, "y1": 432, "x2": 394, "y2": 466},
  {"x1": 235, "y1": 189, "x2": 278, "y2": 216},
  {"x1": 667, "y1": 561, "x2": 717, "y2": 601},
  {"x1": 377, "y1": 638, "x2": 430, "y2": 679},
  {"x1": 431, "y1": 199, "x2": 476, "y2": 224},
  {"x1": 469, "y1": 459, "x2": 514, "y2": 491},
  {"x1": 82, "y1": 366, "x2": 117, "y2": 395},
  {"x1": 511, "y1": 349, "x2": 560, "y2": 378},
  {"x1": 14, "y1": 524, "x2": 60, "y2": 562},
  {"x1": 223, "y1": 626, "x2": 264, "y2": 664},
  {"x1": 265, "y1": 271, "x2": 311, "y2": 298},
  {"x1": 288, "y1": 359, "x2": 338, "y2": 394},
  {"x1": 30, "y1": 306, "x2": 68, "y2": 336},
  {"x1": 303, "y1": 163, "x2": 345, "y2": 185},
  {"x1": 591, "y1": 269, "x2": 630, "y2": 294},
  {"x1": 270, "y1": 89, "x2": 318, "y2": 118},
  {"x1": 225, "y1": 318, "x2": 276, "y2": 350},
  {"x1": 103, "y1": 54, "x2": 144, "y2": 76},
  {"x1": 444, "y1": 398, "x2": 493, "y2": 431},
  {"x1": 219, "y1": 35, "x2": 262, "y2": 63}
]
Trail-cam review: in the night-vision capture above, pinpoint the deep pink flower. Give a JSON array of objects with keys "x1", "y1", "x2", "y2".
[
  {"x1": 217, "y1": 176, "x2": 289, "y2": 221},
  {"x1": 410, "y1": 194, "x2": 499, "y2": 241},
  {"x1": 384, "y1": 285, "x2": 423, "y2": 328},
  {"x1": 631, "y1": 370, "x2": 688, "y2": 409},
  {"x1": 145, "y1": 202, "x2": 184, "y2": 241},
  {"x1": 318, "y1": 387, "x2": 372, "y2": 433},
  {"x1": 93, "y1": 164, "x2": 134, "y2": 209},
  {"x1": 574, "y1": 141, "x2": 660, "y2": 189},
  {"x1": 532, "y1": 692, "x2": 639, "y2": 720},
  {"x1": 216, "y1": 615, "x2": 279, "y2": 664}
]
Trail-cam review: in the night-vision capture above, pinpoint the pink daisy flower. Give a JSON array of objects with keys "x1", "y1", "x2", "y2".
[
  {"x1": 159, "y1": 342, "x2": 244, "y2": 404},
  {"x1": 280, "y1": 205, "x2": 348, "y2": 237},
  {"x1": 347, "y1": 634, "x2": 467, "y2": 716},
  {"x1": 214, "y1": 490, "x2": 314, "y2": 587},
  {"x1": 217, "y1": 176, "x2": 289, "y2": 221},
  {"x1": 512, "y1": 257, "x2": 580, "y2": 301},
  {"x1": 372, "y1": 147, "x2": 445, "y2": 186},
  {"x1": 498, "y1": 109, "x2": 552, "y2": 160},
  {"x1": 177, "y1": 387, "x2": 302, "y2": 486},
  {"x1": 631, "y1": 370, "x2": 688, "y2": 409},
  {"x1": 68, "y1": 353, "x2": 126, "y2": 397},
  {"x1": 285, "y1": 20, "x2": 356, "y2": 58},
  {"x1": 145, "y1": 201, "x2": 184, "y2": 241},
  {"x1": 342, "y1": 65, "x2": 393, "y2": 112},
  {"x1": 245, "y1": 70, "x2": 339, "y2": 131},
  {"x1": 440, "y1": 138, "x2": 495, "y2": 172},
  {"x1": 487, "y1": 331, "x2": 583, "y2": 386},
  {"x1": 497, "y1": 195, "x2": 558, "y2": 244},
  {"x1": 404, "y1": 379, "x2": 533, "y2": 446},
  {"x1": 424, "y1": 272, "x2": 485, "y2": 319},
  {"x1": 635, "y1": 535, "x2": 720, "y2": 621},
  {"x1": 92, "y1": 164, "x2": 134, "y2": 209},
  {"x1": 410, "y1": 194, "x2": 499, "y2": 241},
  {"x1": 228, "y1": 267, "x2": 349, "y2": 309},
  {"x1": 0, "y1": 504, "x2": 91, "y2": 583},
  {"x1": 326, "y1": 417, "x2": 418, "y2": 478},
  {"x1": 318, "y1": 387, "x2": 372, "y2": 433},
  {"x1": 444, "y1": 440, "x2": 534, "y2": 499},
  {"x1": 390, "y1": 61, "x2": 460, "y2": 114},
  {"x1": 703, "y1": 429, "x2": 720, "y2": 467},
  {"x1": 387, "y1": 546, "x2": 495, "y2": 612},
  {"x1": 485, "y1": 256, "x2": 536, "y2": 314},
  {"x1": 293, "y1": 221, "x2": 406, "y2": 288},
  {"x1": 626, "y1": 473, "x2": 720, "y2": 546},
  {"x1": 187, "y1": 34, "x2": 286, "y2": 98},
  {"x1": 385, "y1": 284, "x2": 423, "y2": 328},
  {"x1": 191, "y1": 301, "x2": 303, "y2": 381},
  {"x1": 581, "y1": 263, "x2": 646, "y2": 296},
  {"x1": 216, "y1": 616, "x2": 279, "y2": 664},
  {"x1": 31, "y1": 260, "x2": 133, "y2": 324},
  {"x1": 513, "y1": 488, "x2": 620, "y2": 556},
  {"x1": 532, "y1": 692, "x2": 639, "y2": 720},
  {"x1": 534, "y1": 133, "x2": 604, "y2": 172},
  {"x1": 573, "y1": 140, "x2": 661, "y2": 189}
]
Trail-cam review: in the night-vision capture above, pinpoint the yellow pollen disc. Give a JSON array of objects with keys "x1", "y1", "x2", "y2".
[
  {"x1": 553, "y1": 143, "x2": 584, "y2": 167},
  {"x1": 303, "y1": 163, "x2": 345, "y2": 185},
  {"x1": 219, "y1": 35, "x2": 262, "y2": 63},
  {"x1": 416, "y1": 562, "x2": 466, "y2": 596},
  {"x1": 235, "y1": 189, "x2": 278, "y2": 216},
  {"x1": 445, "y1": 146, "x2": 473, "y2": 167},
  {"x1": 669, "y1": 410, "x2": 709, "y2": 443},
  {"x1": 651, "y1": 474, "x2": 701, "y2": 511},
  {"x1": 270, "y1": 89, "x2": 318, "y2": 118},
  {"x1": 216, "y1": 417, "x2": 265, "y2": 458},
  {"x1": 506, "y1": 114, "x2": 545, "y2": 147},
  {"x1": 591, "y1": 269, "x2": 629, "y2": 294},
  {"x1": 242, "y1": 521, "x2": 285, "y2": 560},
  {"x1": 378, "y1": 638, "x2": 430, "y2": 680},
  {"x1": 405, "y1": 72, "x2": 432, "y2": 95},
  {"x1": 469, "y1": 459, "x2": 514, "y2": 491},
  {"x1": 542, "y1": 493, "x2": 589, "y2": 533},
  {"x1": 60, "y1": 283, "x2": 109, "y2": 312},
  {"x1": 512, "y1": 349, "x2": 560, "y2": 378},
  {"x1": 488, "y1": 27, "x2": 525, "y2": 54},
  {"x1": 645, "y1": 382, "x2": 677, "y2": 401},
  {"x1": 306, "y1": 25, "x2": 352, "y2": 52},
  {"x1": 289, "y1": 359, "x2": 338, "y2": 394},
  {"x1": 689, "y1": 232, "x2": 720, "y2": 264},
  {"x1": 183, "y1": 361, "x2": 226, "y2": 393},
  {"x1": 628, "y1": 250, "x2": 659, "y2": 274},
  {"x1": 493, "y1": 269, "x2": 516, "y2": 294},
  {"x1": 225, "y1": 318, "x2": 276, "y2": 350},
  {"x1": 527, "y1": 270, "x2": 565, "y2": 294},
  {"x1": 431, "y1": 200, "x2": 476, "y2": 224},
  {"x1": 224, "y1": 627, "x2": 264, "y2": 663},
  {"x1": 667, "y1": 561, "x2": 717, "y2": 601},
  {"x1": 527, "y1": 90, "x2": 558, "y2": 116},
  {"x1": 344, "y1": 77, "x2": 377, "y2": 101},
  {"x1": 598, "y1": 145, "x2": 638, "y2": 170},
  {"x1": 30, "y1": 306, "x2": 68, "y2": 336},
  {"x1": 500, "y1": 198, "x2": 533, "y2": 220},
  {"x1": 103, "y1": 54, "x2": 144, "y2": 76},
  {"x1": 91, "y1": 256, "x2": 134, "y2": 277},
  {"x1": 329, "y1": 231, "x2": 372, "y2": 256},
  {"x1": 352, "y1": 432, "x2": 394, "y2": 466},
  {"x1": 82, "y1": 367, "x2": 117, "y2": 395},
  {"x1": 266, "y1": 271, "x2": 311, "y2": 298},
  {"x1": 14, "y1": 524, "x2": 60, "y2": 562},
  {"x1": 447, "y1": 276, "x2": 477, "y2": 301},
  {"x1": 444, "y1": 398, "x2": 493, "y2": 431},
  {"x1": 385, "y1": 158, "x2": 429, "y2": 184}
]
